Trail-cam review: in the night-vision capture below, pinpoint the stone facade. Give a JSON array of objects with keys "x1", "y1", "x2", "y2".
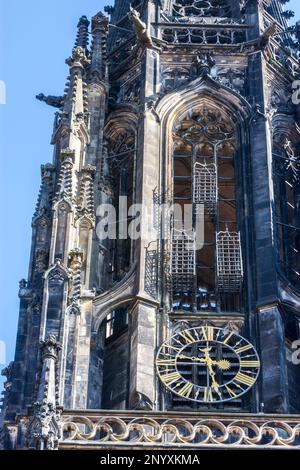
[{"x1": 1, "y1": 0, "x2": 300, "y2": 450}]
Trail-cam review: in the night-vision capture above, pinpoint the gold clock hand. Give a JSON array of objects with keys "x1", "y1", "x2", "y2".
[
  {"x1": 200, "y1": 347, "x2": 222, "y2": 398},
  {"x1": 206, "y1": 362, "x2": 221, "y2": 397},
  {"x1": 177, "y1": 354, "x2": 207, "y2": 363},
  {"x1": 212, "y1": 359, "x2": 231, "y2": 371}
]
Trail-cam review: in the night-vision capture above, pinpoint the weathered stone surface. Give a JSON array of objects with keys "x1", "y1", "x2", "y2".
[{"x1": 2, "y1": 0, "x2": 300, "y2": 450}]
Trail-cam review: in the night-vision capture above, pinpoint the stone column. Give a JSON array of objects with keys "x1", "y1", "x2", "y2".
[
  {"x1": 258, "y1": 305, "x2": 288, "y2": 413},
  {"x1": 129, "y1": 300, "x2": 157, "y2": 409}
]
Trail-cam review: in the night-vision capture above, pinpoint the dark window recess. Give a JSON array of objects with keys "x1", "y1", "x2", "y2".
[
  {"x1": 106, "y1": 308, "x2": 129, "y2": 340},
  {"x1": 285, "y1": 315, "x2": 300, "y2": 343}
]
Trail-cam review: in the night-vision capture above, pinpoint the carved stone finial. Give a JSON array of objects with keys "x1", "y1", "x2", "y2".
[
  {"x1": 75, "y1": 16, "x2": 90, "y2": 49},
  {"x1": 91, "y1": 11, "x2": 109, "y2": 33},
  {"x1": 60, "y1": 147, "x2": 75, "y2": 163},
  {"x1": 66, "y1": 47, "x2": 90, "y2": 68},
  {"x1": 77, "y1": 15, "x2": 89, "y2": 28},
  {"x1": 68, "y1": 248, "x2": 83, "y2": 271},
  {"x1": 81, "y1": 164, "x2": 96, "y2": 178}
]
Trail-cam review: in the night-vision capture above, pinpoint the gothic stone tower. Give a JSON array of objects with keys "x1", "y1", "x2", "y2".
[{"x1": 2, "y1": 0, "x2": 300, "y2": 450}]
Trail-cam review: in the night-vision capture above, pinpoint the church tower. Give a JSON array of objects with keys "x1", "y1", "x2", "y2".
[{"x1": 1, "y1": 0, "x2": 300, "y2": 450}]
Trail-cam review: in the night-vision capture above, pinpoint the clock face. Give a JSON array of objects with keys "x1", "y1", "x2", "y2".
[{"x1": 156, "y1": 326, "x2": 260, "y2": 403}]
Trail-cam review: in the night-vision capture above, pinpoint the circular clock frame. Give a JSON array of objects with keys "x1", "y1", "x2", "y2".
[{"x1": 156, "y1": 326, "x2": 261, "y2": 404}]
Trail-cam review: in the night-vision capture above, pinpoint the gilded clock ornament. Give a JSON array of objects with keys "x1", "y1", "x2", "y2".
[{"x1": 156, "y1": 326, "x2": 260, "y2": 403}]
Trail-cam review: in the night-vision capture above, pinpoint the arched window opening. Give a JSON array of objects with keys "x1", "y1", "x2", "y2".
[
  {"x1": 273, "y1": 135, "x2": 300, "y2": 287},
  {"x1": 107, "y1": 128, "x2": 136, "y2": 281},
  {"x1": 171, "y1": 107, "x2": 243, "y2": 313},
  {"x1": 102, "y1": 306, "x2": 129, "y2": 410},
  {"x1": 88, "y1": 306, "x2": 130, "y2": 410},
  {"x1": 105, "y1": 307, "x2": 129, "y2": 339}
]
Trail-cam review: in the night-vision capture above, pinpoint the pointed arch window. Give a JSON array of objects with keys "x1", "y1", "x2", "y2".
[
  {"x1": 171, "y1": 106, "x2": 243, "y2": 313},
  {"x1": 106, "y1": 127, "x2": 136, "y2": 281}
]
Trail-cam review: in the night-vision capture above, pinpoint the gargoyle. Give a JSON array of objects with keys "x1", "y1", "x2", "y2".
[
  {"x1": 128, "y1": 6, "x2": 153, "y2": 48},
  {"x1": 259, "y1": 22, "x2": 280, "y2": 50},
  {"x1": 36, "y1": 93, "x2": 65, "y2": 109}
]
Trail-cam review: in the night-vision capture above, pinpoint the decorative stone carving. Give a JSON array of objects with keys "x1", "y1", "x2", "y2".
[
  {"x1": 36, "y1": 93, "x2": 65, "y2": 109},
  {"x1": 191, "y1": 53, "x2": 216, "y2": 78},
  {"x1": 172, "y1": 0, "x2": 232, "y2": 18},
  {"x1": 77, "y1": 165, "x2": 96, "y2": 218},
  {"x1": 61, "y1": 411, "x2": 300, "y2": 448},
  {"x1": 131, "y1": 392, "x2": 153, "y2": 411},
  {"x1": 18, "y1": 279, "x2": 32, "y2": 299},
  {"x1": 269, "y1": 86, "x2": 294, "y2": 115},
  {"x1": 215, "y1": 67, "x2": 245, "y2": 95},
  {"x1": 128, "y1": 7, "x2": 153, "y2": 48},
  {"x1": 26, "y1": 335, "x2": 62, "y2": 450},
  {"x1": 35, "y1": 249, "x2": 48, "y2": 274},
  {"x1": 69, "y1": 248, "x2": 84, "y2": 303},
  {"x1": 0, "y1": 424, "x2": 18, "y2": 450},
  {"x1": 161, "y1": 66, "x2": 190, "y2": 92},
  {"x1": 92, "y1": 11, "x2": 109, "y2": 33},
  {"x1": 66, "y1": 47, "x2": 90, "y2": 69}
]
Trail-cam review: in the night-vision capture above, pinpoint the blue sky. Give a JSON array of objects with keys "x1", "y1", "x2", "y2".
[
  {"x1": 0, "y1": 0, "x2": 111, "y2": 390},
  {"x1": 0, "y1": 0, "x2": 299, "y2": 392}
]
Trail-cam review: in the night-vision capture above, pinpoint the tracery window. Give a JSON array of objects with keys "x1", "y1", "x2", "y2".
[
  {"x1": 273, "y1": 136, "x2": 300, "y2": 287},
  {"x1": 172, "y1": 0, "x2": 232, "y2": 18},
  {"x1": 107, "y1": 128, "x2": 135, "y2": 281},
  {"x1": 171, "y1": 107, "x2": 243, "y2": 313}
]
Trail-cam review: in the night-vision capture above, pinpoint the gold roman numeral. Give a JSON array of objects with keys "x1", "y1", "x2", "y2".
[
  {"x1": 207, "y1": 326, "x2": 214, "y2": 341},
  {"x1": 178, "y1": 382, "x2": 194, "y2": 398},
  {"x1": 240, "y1": 361, "x2": 260, "y2": 368},
  {"x1": 203, "y1": 387, "x2": 214, "y2": 402},
  {"x1": 201, "y1": 326, "x2": 208, "y2": 341},
  {"x1": 225, "y1": 385, "x2": 237, "y2": 398},
  {"x1": 201, "y1": 326, "x2": 214, "y2": 341},
  {"x1": 156, "y1": 359, "x2": 176, "y2": 367},
  {"x1": 234, "y1": 372, "x2": 256, "y2": 387},
  {"x1": 160, "y1": 371, "x2": 181, "y2": 386},
  {"x1": 235, "y1": 344, "x2": 252, "y2": 354},
  {"x1": 179, "y1": 330, "x2": 196, "y2": 344}
]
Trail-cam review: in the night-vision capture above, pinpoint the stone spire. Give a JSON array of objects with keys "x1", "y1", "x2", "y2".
[
  {"x1": 90, "y1": 12, "x2": 109, "y2": 82},
  {"x1": 33, "y1": 164, "x2": 55, "y2": 220},
  {"x1": 75, "y1": 15, "x2": 90, "y2": 50}
]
